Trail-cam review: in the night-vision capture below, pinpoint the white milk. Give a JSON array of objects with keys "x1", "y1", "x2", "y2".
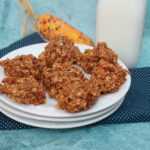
[{"x1": 95, "y1": 0, "x2": 146, "y2": 68}]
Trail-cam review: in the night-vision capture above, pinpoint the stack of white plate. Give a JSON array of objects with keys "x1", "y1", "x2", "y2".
[{"x1": 0, "y1": 43, "x2": 131, "y2": 129}]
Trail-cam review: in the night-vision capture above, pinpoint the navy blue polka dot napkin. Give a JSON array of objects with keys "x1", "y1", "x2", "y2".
[{"x1": 0, "y1": 32, "x2": 150, "y2": 130}]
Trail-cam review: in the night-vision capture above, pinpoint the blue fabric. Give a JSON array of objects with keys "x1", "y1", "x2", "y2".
[{"x1": 0, "y1": 32, "x2": 150, "y2": 130}]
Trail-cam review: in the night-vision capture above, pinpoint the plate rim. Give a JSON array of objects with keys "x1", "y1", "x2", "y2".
[
  {"x1": 0, "y1": 97, "x2": 124, "y2": 122},
  {"x1": 0, "y1": 102, "x2": 122, "y2": 129}
]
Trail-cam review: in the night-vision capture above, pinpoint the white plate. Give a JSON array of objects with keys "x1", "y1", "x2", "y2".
[
  {"x1": 0, "y1": 101, "x2": 122, "y2": 129},
  {"x1": 0, "y1": 43, "x2": 131, "y2": 118},
  {"x1": 0, "y1": 97, "x2": 124, "y2": 122}
]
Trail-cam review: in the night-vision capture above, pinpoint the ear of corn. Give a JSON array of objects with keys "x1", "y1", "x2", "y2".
[{"x1": 36, "y1": 14, "x2": 94, "y2": 46}]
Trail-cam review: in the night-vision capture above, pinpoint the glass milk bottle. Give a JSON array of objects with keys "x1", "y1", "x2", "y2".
[{"x1": 95, "y1": 0, "x2": 147, "y2": 68}]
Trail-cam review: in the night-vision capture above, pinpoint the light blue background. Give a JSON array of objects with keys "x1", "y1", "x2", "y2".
[{"x1": 0, "y1": 0, "x2": 150, "y2": 150}]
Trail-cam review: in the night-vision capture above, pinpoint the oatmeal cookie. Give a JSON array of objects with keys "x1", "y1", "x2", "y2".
[
  {"x1": 42, "y1": 63, "x2": 86, "y2": 98},
  {"x1": 0, "y1": 54, "x2": 42, "y2": 81},
  {"x1": 2, "y1": 76, "x2": 46, "y2": 105},
  {"x1": 91, "y1": 59, "x2": 129, "y2": 94},
  {"x1": 0, "y1": 84, "x2": 4, "y2": 94},
  {"x1": 77, "y1": 42, "x2": 118, "y2": 73},
  {"x1": 56, "y1": 79, "x2": 100, "y2": 112},
  {"x1": 39, "y1": 36, "x2": 81, "y2": 68},
  {"x1": 42, "y1": 63, "x2": 100, "y2": 112}
]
